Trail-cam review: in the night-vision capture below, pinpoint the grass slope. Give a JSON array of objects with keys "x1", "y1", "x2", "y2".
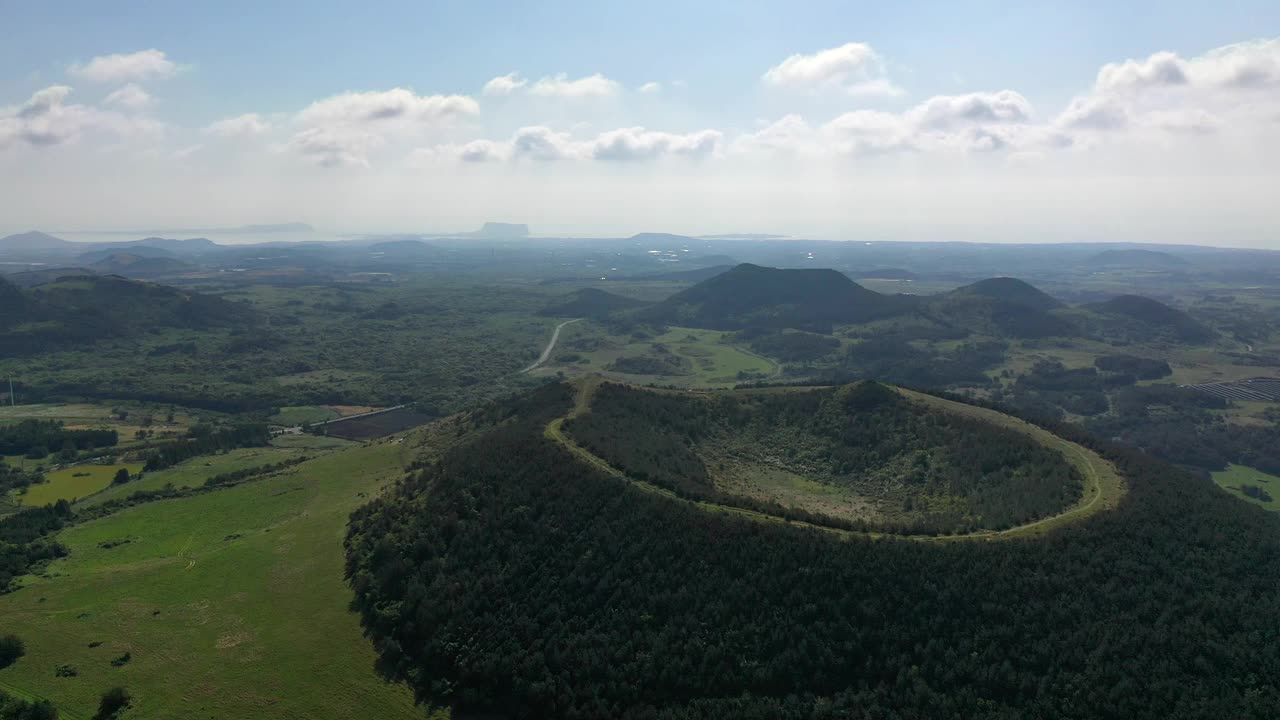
[
  {"x1": 0, "y1": 440, "x2": 424, "y2": 720},
  {"x1": 1213, "y1": 463, "x2": 1280, "y2": 512}
]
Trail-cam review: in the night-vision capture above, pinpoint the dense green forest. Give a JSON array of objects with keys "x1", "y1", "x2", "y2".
[
  {"x1": 564, "y1": 382, "x2": 1082, "y2": 533},
  {"x1": 0, "y1": 501, "x2": 71, "y2": 592},
  {"x1": 0, "y1": 419, "x2": 118, "y2": 456},
  {"x1": 346, "y1": 381, "x2": 1280, "y2": 719},
  {"x1": 141, "y1": 423, "x2": 271, "y2": 471}
]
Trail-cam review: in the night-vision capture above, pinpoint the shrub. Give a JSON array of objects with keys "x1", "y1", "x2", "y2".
[
  {"x1": 94, "y1": 687, "x2": 131, "y2": 719},
  {"x1": 0, "y1": 635, "x2": 24, "y2": 668}
]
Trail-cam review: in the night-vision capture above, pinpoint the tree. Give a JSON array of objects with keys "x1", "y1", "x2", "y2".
[
  {"x1": 94, "y1": 687, "x2": 131, "y2": 720},
  {"x1": 112, "y1": 468, "x2": 130, "y2": 485},
  {"x1": 24, "y1": 446, "x2": 47, "y2": 460},
  {"x1": 0, "y1": 634, "x2": 24, "y2": 668}
]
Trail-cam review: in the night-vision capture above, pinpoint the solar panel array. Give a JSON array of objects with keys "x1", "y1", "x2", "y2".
[{"x1": 1184, "y1": 377, "x2": 1280, "y2": 402}]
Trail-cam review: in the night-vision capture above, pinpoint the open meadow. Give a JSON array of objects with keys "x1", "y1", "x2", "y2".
[{"x1": 0, "y1": 437, "x2": 432, "y2": 720}]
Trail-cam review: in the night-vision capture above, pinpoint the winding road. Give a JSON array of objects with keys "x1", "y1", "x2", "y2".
[{"x1": 523, "y1": 319, "x2": 581, "y2": 373}]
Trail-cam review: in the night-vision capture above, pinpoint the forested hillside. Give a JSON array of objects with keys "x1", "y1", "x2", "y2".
[
  {"x1": 346, "y1": 381, "x2": 1280, "y2": 719},
  {"x1": 0, "y1": 275, "x2": 257, "y2": 355}
]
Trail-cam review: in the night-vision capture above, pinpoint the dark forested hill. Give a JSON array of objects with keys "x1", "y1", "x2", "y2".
[
  {"x1": 0, "y1": 275, "x2": 257, "y2": 355},
  {"x1": 924, "y1": 278, "x2": 1074, "y2": 339},
  {"x1": 346, "y1": 381, "x2": 1280, "y2": 719},
  {"x1": 949, "y1": 277, "x2": 1063, "y2": 311},
  {"x1": 641, "y1": 263, "x2": 909, "y2": 332},
  {"x1": 1085, "y1": 294, "x2": 1215, "y2": 343},
  {"x1": 88, "y1": 253, "x2": 194, "y2": 277}
]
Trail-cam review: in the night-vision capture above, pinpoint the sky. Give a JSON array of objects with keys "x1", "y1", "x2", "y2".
[{"x1": 2, "y1": 1, "x2": 1280, "y2": 246}]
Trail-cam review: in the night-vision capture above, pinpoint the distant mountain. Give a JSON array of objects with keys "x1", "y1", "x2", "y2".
[
  {"x1": 1085, "y1": 294, "x2": 1214, "y2": 343},
  {"x1": 0, "y1": 231, "x2": 73, "y2": 254},
  {"x1": 471, "y1": 222, "x2": 529, "y2": 239},
  {"x1": 640, "y1": 263, "x2": 906, "y2": 332},
  {"x1": 927, "y1": 278, "x2": 1074, "y2": 339},
  {"x1": 77, "y1": 245, "x2": 177, "y2": 263},
  {"x1": 89, "y1": 253, "x2": 194, "y2": 277},
  {"x1": 540, "y1": 288, "x2": 652, "y2": 319},
  {"x1": 628, "y1": 232, "x2": 698, "y2": 245},
  {"x1": 949, "y1": 277, "x2": 1063, "y2": 312},
  {"x1": 1088, "y1": 249, "x2": 1189, "y2": 268},
  {"x1": 0, "y1": 275, "x2": 258, "y2": 355}
]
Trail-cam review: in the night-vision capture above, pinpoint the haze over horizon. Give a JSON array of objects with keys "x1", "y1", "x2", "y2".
[{"x1": 3, "y1": 1, "x2": 1280, "y2": 247}]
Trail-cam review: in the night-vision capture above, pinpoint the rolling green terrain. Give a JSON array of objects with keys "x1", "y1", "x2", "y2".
[
  {"x1": 0, "y1": 439, "x2": 426, "y2": 720},
  {"x1": 1, "y1": 240, "x2": 1278, "y2": 718}
]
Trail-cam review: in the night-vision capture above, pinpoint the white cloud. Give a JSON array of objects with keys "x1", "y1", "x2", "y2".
[
  {"x1": 419, "y1": 126, "x2": 722, "y2": 164},
  {"x1": 483, "y1": 73, "x2": 527, "y2": 96},
  {"x1": 104, "y1": 83, "x2": 152, "y2": 110},
  {"x1": 907, "y1": 91, "x2": 1033, "y2": 129},
  {"x1": 170, "y1": 144, "x2": 202, "y2": 160},
  {"x1": 1, "y1": 85, "x2": 160, "y2": 149},
  {"x1": 1095, "y1": 51, "x2": 1189, "y2": 93},
  {"x1": 528, "y1": 73, "x2": 620, "y2": 98},
  {"x1": 1054, "y1": 38, "x2": 1280, "y2": 141},
  {"x1": 458, "y1": 139, "x2": 503, "y2": 162},
  {"x1": 1057, "y1": 96, "x2": 1127, "y2": 130},
  {"x1": 69, "y1": 49, "x2": 177, "y2": 83},
  {"x1": 286, "y1": 126, "x2": 383, "y2": 167},
  {"x1": 204, "y1": 113, "x2": 272, "y2": 137},
  {"x1": 510, "y1": 126, "x2": 579, "y2": 160},
  {"x1": 763, "y1": 42, "x2": 903, "y2": 96},
  {"x1": 638, "y1": 81, "x2": 662, "y2": 94},
  {"x1": 737, "y1": 91, "x2": 1034, "y2": 158},
  {"x1": 1096, "y1": 40, "x2": 1280, "y2": 95},
  {"x1": 731, "y1": 115, "x2": 816, "y2": 155},
  {"x1": 297, "y1": 88, "x2": 478, "y2": 127},
  {"x1": 590, "y1": 127, "x2": 721, "y2": 161},
  {"x1": 822, "y1": 110, "x2": 916, "y2": 155}
]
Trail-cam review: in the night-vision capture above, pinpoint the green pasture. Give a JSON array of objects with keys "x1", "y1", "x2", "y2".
[{"x1": 0, "y1": 440, "x2": 428, "y2": 720}]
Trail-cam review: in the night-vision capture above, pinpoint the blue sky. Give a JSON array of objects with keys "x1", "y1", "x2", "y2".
[{"x1": 3, "y1": 2, "x2": 1280, "y2": 245}]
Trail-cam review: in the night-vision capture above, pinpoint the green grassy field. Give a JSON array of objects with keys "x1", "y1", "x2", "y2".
[
  {"x1": 16, "y1": 464, "x2": 145, "y2": 507},
  {"x1": 0, "y1": 439, "x2": 429, "y2": 720},
  {"x1": 76, "y1": 436, "x2": 355, "y2": 508},
  {"x1": 1213, "y1": 464, "x2": 1280, "y2": 512}
]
